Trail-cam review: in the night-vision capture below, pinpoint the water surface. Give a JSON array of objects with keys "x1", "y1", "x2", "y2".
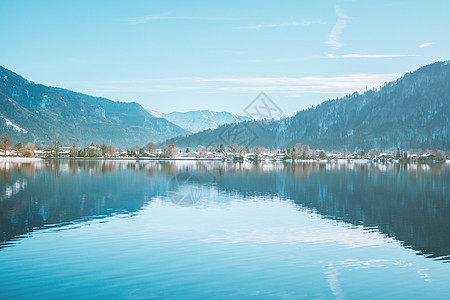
[{"x1": 0, "y1": 159, "x2": 449, "y2": 299}]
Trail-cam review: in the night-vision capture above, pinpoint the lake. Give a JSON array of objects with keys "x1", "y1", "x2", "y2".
[{"x1": 0, "y1": 159, "x2": 449, "y2": 299}]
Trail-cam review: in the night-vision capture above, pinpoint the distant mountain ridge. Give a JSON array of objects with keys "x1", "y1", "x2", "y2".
[
  {"x1": 158, "y1": 110, "x2": 251, "y2": 133},
  {"x1": 2, "y1": 62, "x2": 449, "y2": 150},
  {"x1": 166, "y1": 61, "x2": 450, "y2": 151},
  {"x1": 0, "y1": 66, "x2": 189, "y2": 147}
]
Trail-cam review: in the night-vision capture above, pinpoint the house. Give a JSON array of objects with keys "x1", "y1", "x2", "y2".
[
  {"x1": 34, "y1": 150, "x2": 52, "y2": 158},
  {"x1": 326, "y1": 153, "x2": 340, "y2": 160},
  {"x1": 214, "y1": 152, "x2": 225, "y2": 159},
  {"x1": 418, "y1": 153, "x2": 443, "y2": 162},
  {"x1": 226, "y1": 153, "x2": 235, "y2": 160},
  {"x1": 59, "y1": 146, "x2": 72, "y2": 157},
  {"x1": 377, "y1": 153, "x2": 393, "y2": 161},
  {"x1": 347, "y1": 153, "x2": 360, "y2": 159},
  {"x1": 118, "y1": 151, "x2": 128, "y2": 157},
  {"x1": 141, "y1": 152, "x2": 157, "y2": 158},
  {"x1": 276, "y1": 153, "x2": 288, "y2": 161}
]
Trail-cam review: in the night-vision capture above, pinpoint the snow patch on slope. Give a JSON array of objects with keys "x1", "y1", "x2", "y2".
[
  {"x1": 41, "y1": 95, "x2": 49, "y2": 108},
  {"x1": 1, "y1": 116, "x2": 28, "y2": 133},
  {"x1": 147, "y1": 109, "x2": 163, "y2": 118}
]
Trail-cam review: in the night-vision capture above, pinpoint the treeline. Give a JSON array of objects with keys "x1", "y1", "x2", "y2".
[
  {"x1": 0, "y1": 132, "x2": 181, "y2": 159},
  {"x1": 0, "y1": 133, "x2": 36, "y2": 157},
  {"x1": 1, "y1": 132, "x2": 449, "y2": 160}
]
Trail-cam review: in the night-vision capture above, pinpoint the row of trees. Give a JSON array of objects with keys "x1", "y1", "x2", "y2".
[
  {"x1": 1, "y1": 132, "x2": 449, "y2": 160},
  {"x1": 0, "y1": 133, "x2": 36, "y2": 157},
  {"x1": 0, "y1": 134, "x2": 179, "y2": 158},
  {"x1": 184, "y1": 143, "x2": 450, "y2": 160},
  {"x1": 115, "y1": 143, "x2": 177, "y2": 158}
]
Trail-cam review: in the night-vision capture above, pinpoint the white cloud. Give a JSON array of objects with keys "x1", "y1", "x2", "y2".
[
  {"x1": 325, "y1": 6, "x2": 349, "y2": 50},
  {"x1": 235, "y1": 20, "x2": 326, "y2": 30},
  {"x1": 250, "y1": 55, "x2": 324, "y2": 63},
  {"x1": 196, "y1": 73, "x2": 401, "y2": 94},
  {"x1": 123, "y1": 12, "x2": 172, "y2": 25},
  {"x1": 123, "y1": 13, "x2": 241, "y2": 25},
  {"x1": 214, "y1": 50, "x2": 252, "y2": 56},
  {"x1": 56, "y1": 73, "x2": 401, "y2": 97},
  {"x1": 328, "y1": 54, "x2": 415, "y2": 58},
  {"x1": 419, "y1": 42, "x2": 433, "y2": 48}
]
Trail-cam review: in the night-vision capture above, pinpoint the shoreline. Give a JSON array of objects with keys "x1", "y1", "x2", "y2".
[
  {"x1": 0, "y1": 157, "x2": 43, "y2": 162},
  {"x1": 41, "y1": 157, "x2": 224, "y2": 161},
  {"x1": 1, "y1": 156, "x2": 448, "y2": 163}
]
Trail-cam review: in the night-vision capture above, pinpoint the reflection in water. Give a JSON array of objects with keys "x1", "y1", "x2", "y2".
[
  {"x1": 0, "y1": 160, "x2": 169, "y2": 246},
  {"x1": 0, "y1": 159, "x2": 449, "y2": 262}
]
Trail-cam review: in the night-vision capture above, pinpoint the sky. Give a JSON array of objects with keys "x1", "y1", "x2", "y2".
[{"x1": 0, "y1": 0, "x2": 449, "y2": 117}]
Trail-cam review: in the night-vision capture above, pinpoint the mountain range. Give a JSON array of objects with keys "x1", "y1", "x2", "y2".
[
  {"x1": 0, "y1": 66, "x2": 192, "y2": 148},
  {"x1": 166, "y1": 61, "x2": 450, "y2": 151},
  {"x1": 0, "y1": 65, "x2": 257, "y2": 147},
  {"x1": 1, "y1": 61, "x2": 449, "y2": 151},
  {"x1": 149, "y1": 110, "x2": 251, "y2": 133}
]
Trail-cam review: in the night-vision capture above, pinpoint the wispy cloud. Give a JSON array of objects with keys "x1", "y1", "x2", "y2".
[
  {"x1": 328, "y1": 53, "x2": 416, "y2": 58},
  {"x1": 419, "y1": 42, "x2": 433, "y2": 48},
  {"x1": 235, "y1": 20, "x2": 326, "y2": 30},
  {"x1": 212, "y1": 50, "x2": 253, "y2": 56},
  {"x1": 325, "y1": 6, "x2": 349, "y2": 51},
  {"x1": 123, "y1": 12, "x2": 172, "y2": 25},
  {"x1": 250, "y1": 55, "x2": 324, "y2": 63},
  {"x1": 253, "y1": 53, "x2": 415, "y2": 62},
  {"x1": 123, "y1": 13, "x2": 241, "y2": 25},
  {"x1": 196, "y1": 73, "x2": 401, "y2": 94},
  {"x1": 58, "y1": 73, "x2": 401, "y2": 96}
]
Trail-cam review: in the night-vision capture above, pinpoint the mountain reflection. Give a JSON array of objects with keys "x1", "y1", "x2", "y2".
[
  {"x1": 213, "y1": 162, "x2": 450, "y2": 261},
  {"x1": 0, "y1": 160, "x2": 169, "y2": 247},
  {"x1": 0, "y1": 160, "x2": 449, "y2": 261}
]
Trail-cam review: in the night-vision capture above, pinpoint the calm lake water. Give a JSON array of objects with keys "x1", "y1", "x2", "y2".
[{"x1": 0, "y1": 159, "x2": 449, "y2": 299}]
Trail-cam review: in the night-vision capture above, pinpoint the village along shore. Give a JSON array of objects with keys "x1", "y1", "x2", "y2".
[{"x1": 1, "y1": 143, "x2": 448, "y2": 164}]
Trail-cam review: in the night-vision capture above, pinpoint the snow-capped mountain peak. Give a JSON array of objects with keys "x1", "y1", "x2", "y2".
[
  {"x1": 146, "y1": 109, "x2": 163, "y2": 118},
  {"x1": 160, "y1": 110, "x2": 251, "y2": 133}
]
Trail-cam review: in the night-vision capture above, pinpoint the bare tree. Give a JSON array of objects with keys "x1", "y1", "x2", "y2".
[
  {"x1": 368, "y1": 148, "x2": 381, "y2": 158},
  {"x1": 317, "y1": 150, "x2": 327, "y2": 159},
  {"x1": 20, "y1": 143, "x2": 35, "y2": 157},
  {"x1": 233, "y1": 144, "x2": 244, "y2": 155},
  {"x1": 53, "y1": 140, "x2": 62, "y2": 157},
  {"x1": 0, "y1": 133, "x2": 11, "y2": 154},
  {"x1": 134, "y1": 145, "x2": 140, "y2": 155},
  {"x1": 69, "y1": 143, "x2": 78, "y2": 157},
  {"x1": 169, "y1": 144, "x2": 178, "y2": 158},
  {"x1": 162, "y1": 144, "x2": 178, "y2": 158},
  {"x1": 432, "y1": 149, "x2": 446, "y2": 160},
  {"x1": 100, "y1": 144, "x2": 109, "y2": 157},
  {"x1": 197, "y1": 145, "x2": 206, "y2": 157},
  {"x1": 294, "y1": 143, "x2": 311, "y2": 159},
  {"x1": 107, "y1": 145, "x2": 116, "y2": 157},
  {"x1": 145, "y1": 142, "x2": 156, "y2": 154}
]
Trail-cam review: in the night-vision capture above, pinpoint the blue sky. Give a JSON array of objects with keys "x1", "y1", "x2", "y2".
[{"x1": 0, "y1": 0, "x2": 448, "y2": 116}]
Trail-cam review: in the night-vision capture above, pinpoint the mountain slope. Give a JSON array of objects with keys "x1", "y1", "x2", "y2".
[
  {"x1": 0, "y1": 66, "x2": 189, "y2": 147},
  {"x1": 166, "y1": 61, "x2": 450, "y2": 151},
  {"x1": 161, "y1": 110, "x2": 251, "y2": 133}
]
